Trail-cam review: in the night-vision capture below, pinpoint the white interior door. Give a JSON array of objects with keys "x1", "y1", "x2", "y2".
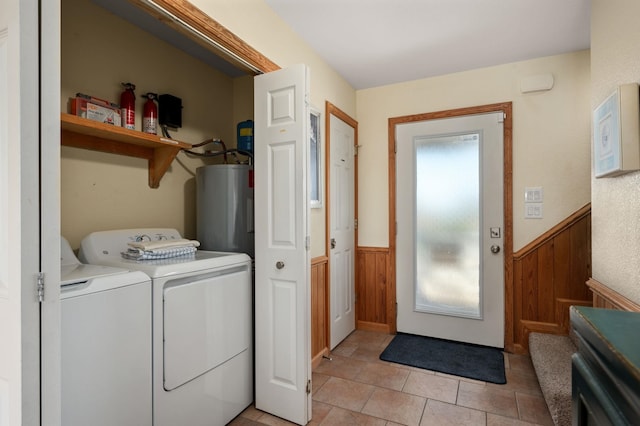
[
  {"x1": 329, "y1": 113, "x2": 355, "y2": 349},
  {"x1": 0, "y1": 1, "x2": 46, "y2": 425},
  {"x1": 40, "y1": 0, "x2": 61, "y2": 424},
  {"x1": 254, "y1": 64, "x2": 311, "y2": 425},
  {"x1": 396, "y1": 112, "x2": 504, "y2": 348}
]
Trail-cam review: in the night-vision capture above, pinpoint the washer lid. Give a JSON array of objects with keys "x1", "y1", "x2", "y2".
[
  {"x1": 61, "y1": 265, "x2": 150, "y2": 298},
  {"x1": 61, "y1": 263, "x2": 139, "y2": 286}
]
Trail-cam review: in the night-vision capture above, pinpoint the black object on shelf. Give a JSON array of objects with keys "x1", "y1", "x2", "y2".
[{"x1": 159, "y1": 94, "x2": 182, "y2": 128}]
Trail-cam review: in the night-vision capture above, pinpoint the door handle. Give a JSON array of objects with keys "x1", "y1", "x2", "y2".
[
  {"x1": 330, "y1": 238, "x2": 336, "y2": 249},
  {"x1": 276, "y1": 261, "x2": 285, "y2": 269},
  {"x1": 490, "y1": 245, "x2": 501, "y2": 254}
]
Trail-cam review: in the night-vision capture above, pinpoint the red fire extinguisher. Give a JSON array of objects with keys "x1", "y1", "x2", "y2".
[
  {"x1": 142, "y1": 93, "x2": 158, "y2": 135},
  {"x1": 120, "y1": 82, "x2": 136, "y2": 130}
]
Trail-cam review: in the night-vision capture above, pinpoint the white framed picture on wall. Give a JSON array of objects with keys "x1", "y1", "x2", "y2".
[{"x1": 593, "y1": 83, "x2": 640, "y2": 178}]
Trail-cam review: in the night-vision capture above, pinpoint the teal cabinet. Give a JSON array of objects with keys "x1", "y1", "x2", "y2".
[{"x1": 570, "y1": 306, "x2": 640, "y2": 425}]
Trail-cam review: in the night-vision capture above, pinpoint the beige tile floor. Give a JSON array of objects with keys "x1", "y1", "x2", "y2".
[{"x1": 230, "y1": 330, "x2": 554, "y2": 426}]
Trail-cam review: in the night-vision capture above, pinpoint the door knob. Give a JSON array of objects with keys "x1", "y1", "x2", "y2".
[
  {"x1": 490, "y1": 245, "x2": 501, "y2": 254},
  {"x1": 330, "y1": 238, "x2": 336, "y2": 249},
  {"x1": 276, "y1": 261, "x2": 285, "y2": 269}
]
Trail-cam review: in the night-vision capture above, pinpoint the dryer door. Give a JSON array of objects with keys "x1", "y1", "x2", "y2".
[{"x1": 162, "y1": 265, "x2": 251, "y2": 391}]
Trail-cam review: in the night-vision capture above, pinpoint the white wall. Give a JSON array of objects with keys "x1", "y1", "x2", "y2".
[
  {"x1": 356, "y1": 51, "x2": 592, "y2": 251},
  {"x1": 591, "y1": 0, "x2": 640, "y2": 303}
]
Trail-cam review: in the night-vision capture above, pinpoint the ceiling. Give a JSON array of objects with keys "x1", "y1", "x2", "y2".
[{"x1": 263, "y1": 0, "x2": 591, "y2": 90}]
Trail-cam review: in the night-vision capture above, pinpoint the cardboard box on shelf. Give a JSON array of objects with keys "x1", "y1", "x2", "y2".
[
  {"x1": 86, "y1": 102, "x2": 121, "y2": 126},
  {"x1": 69, "y1": 94, "x2": 121, "y2": 126}
]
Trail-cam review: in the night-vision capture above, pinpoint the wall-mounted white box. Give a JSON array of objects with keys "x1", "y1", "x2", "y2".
[{"x1": 520, "y1": 73, "x2": 554, "y2": 93}]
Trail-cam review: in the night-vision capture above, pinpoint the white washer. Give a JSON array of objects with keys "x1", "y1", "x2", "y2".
[
  {"x1": 79, "y1": 228, "x2": 253, "y2": 426},
  {"x1": 61, "y1": 237, "x2": 152, "y2": 426}
]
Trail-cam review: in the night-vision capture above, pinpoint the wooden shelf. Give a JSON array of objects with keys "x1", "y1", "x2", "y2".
[{"x1": 61, "y1": 113, "x2": 191, "y2": 188}]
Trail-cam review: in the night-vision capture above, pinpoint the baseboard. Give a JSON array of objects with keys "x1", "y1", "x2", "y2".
[
  {"x1": 311, "y1": 348, "x2": 329, "y2": 370},
  {"x1": 357, "y1": 320, "x2": 391, "y2": 333}
]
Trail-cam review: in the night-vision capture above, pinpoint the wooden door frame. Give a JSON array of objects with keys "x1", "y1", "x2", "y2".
[
  {"x1": 325, "y1": 101, "x2": 358, "y2": 348},
  {"x1": 388, "y1": 102, "x2": 514, "y2": 352}
]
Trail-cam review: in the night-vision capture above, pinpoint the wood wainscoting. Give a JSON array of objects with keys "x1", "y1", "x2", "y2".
[
  {"x1": 311, "y1": 256, "x2": 329, "y2": 369},
  {"x1": 350, "y1": 205, "x2": 593, "y2": 354},
  {"x1": 587, "y1": 278, "x2": 640, "y2": 312},
  {"x1": 312, "y1": 247, "x2": 392, "y2": 368},
  {"x1": 312, "y1": 248, "x2": 393, "y2": 369},
  {"x1": 511, "y1": 204, "x2": 592, "y2": 353},
  {"x1": 356, "y1": 247, "x2": 392, "y2": 333}
]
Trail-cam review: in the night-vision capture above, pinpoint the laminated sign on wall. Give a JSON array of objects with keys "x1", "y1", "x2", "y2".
[{"x1": 593, "y1": 83, "x2": 640, "y2": 178}]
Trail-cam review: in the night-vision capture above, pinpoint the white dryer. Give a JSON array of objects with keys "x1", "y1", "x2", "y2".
[
  {"x1": 79, "y1": 228, "x2": 253, "y2": 426},
  {"x1": 61, "y1": 237, "x2": 152, "y2": 426}
]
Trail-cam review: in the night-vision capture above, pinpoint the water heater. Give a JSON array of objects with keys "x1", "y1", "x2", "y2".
[{"x1": 196, "y1": 164, "x2": 254, "y2": 257}]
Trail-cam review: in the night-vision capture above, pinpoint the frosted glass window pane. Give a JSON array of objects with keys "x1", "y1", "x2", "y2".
[{"x1": 414, "y1": 133, "x2": 480, "y2": 318}]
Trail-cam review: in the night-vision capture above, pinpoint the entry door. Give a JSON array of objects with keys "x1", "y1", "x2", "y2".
[
  {"x1": 396, "y1": 112, "x2": 504, "y2": 348},
  {"x1": 254, "y1": 64, "x2": 311, "y2": 425},
  {"x1": 329, "y1": 113, "x2": 356, "y2": 349}
]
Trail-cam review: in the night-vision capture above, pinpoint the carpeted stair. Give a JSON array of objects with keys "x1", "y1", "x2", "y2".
[{"x1": 529, "y1": 332, "x2": 577, "y2": 426}]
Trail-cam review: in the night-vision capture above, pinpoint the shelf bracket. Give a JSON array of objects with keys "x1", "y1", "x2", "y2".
[{"x1": 149, "y1": 145, "x2": 181, "y2": 188}]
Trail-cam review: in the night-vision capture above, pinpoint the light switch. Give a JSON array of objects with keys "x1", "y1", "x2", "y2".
[
  {"x1": 525, "y1": 203, "x2": 543, "y2": 219},
  {"x1": 524, "y1": 187, "x2": 543, "y2": 202}
]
